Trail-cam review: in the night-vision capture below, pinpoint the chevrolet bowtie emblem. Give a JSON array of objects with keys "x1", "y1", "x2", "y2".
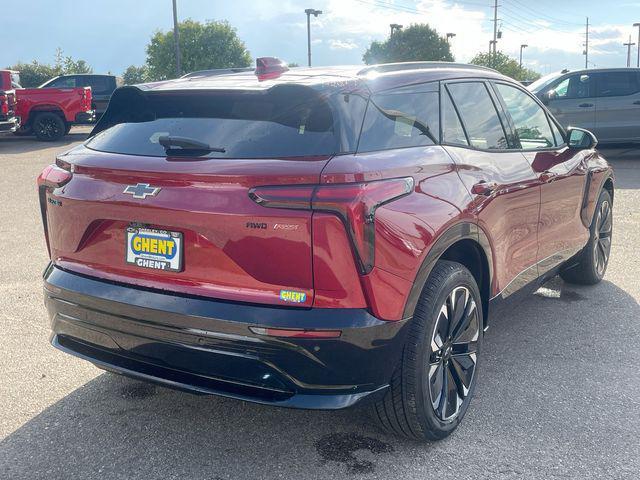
[{"x1": 123, "y1": 183, "x2": 161, "y2": 199}]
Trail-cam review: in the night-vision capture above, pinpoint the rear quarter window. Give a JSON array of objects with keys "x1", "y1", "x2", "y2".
[{"x1": 358, "y1": 90, "x2": 439, "y2": 152}]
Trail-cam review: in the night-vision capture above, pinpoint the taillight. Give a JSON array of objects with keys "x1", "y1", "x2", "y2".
[
  {"x1": 249, "y1": 327, "x2": 341, "y2": 339},
  {"x1": 249, "y1": 177, "x2": 414, "y2": 273},
  {"x1": 37, "y1": 162, "x2": 73, "y2": 189},
  {"x1": 0, "y1": 95, "x2": 7, "y2": 115}
]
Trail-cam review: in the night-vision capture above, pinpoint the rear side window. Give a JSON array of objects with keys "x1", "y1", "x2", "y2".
[
  {"x1": 447, "y1": 82, "x2": 508, "y2": 150},
  {"x1": 85, "y1": 76, "x2": 113, "y2": 94},
  {"x1": 441, "y1": 89, "x2": 468, "y2": 146},
  {"x1": 358, "y1": 91, "x2": 439, "y2": 152},
  {"x1": 87, "y1": 86, "x2": 362, "y2": 158},
  {"x1": 46, "y1": 77, "x2": 76, "y2": 88},
  {"x1": 595, "y1": 72, "x2": 640, "y2": 97},
  {"x1": 494, "y1": 83, "x2": 555, "y2": 149}
]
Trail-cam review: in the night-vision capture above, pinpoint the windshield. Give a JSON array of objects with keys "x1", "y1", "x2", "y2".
[
  {"x1": 86, "y1": 87, "x2": 366, "y2": 159},
  {"x1": 527, "y1": 72, "x2": 563, "y2": 94}
]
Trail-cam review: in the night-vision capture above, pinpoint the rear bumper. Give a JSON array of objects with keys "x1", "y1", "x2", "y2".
[
  {"x1": 74, "y1": 111, "x2": 95, "y2": 124},
  {"x1": 0, "y1": 116, "x2": 19, "y2": 132},
  {"x1": 43, "y1": 264, "x2": 409, "y2": 409}
]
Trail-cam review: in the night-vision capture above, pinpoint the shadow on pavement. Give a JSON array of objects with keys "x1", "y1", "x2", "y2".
[
  {"x1": 0, "y1": 130, "x2": 90, "y2": 154},
  {"x1": 2, "y1": 277, "x2": 639, "y2": 479}
]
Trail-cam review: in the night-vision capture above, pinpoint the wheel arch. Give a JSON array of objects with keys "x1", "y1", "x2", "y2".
[{"x1": 402, "y1": 222, "x2": 493, "y2": 328}]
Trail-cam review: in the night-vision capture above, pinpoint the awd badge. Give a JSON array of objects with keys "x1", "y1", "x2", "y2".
[{"x1": 279, "y1": 290, "x2": 307, "y2": 303}]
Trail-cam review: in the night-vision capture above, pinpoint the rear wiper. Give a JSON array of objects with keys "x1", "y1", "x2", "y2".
[{"x1": 158, "y1": 135, "x2": 226, "y2": 156}]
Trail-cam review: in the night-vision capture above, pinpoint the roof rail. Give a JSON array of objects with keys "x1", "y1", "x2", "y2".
[
  {"x1": 357, "y1": 61, "x2": 499, "y2": 76},
  {"x1": 180, "y1": 67, "x2": 254, "y2": 79}
]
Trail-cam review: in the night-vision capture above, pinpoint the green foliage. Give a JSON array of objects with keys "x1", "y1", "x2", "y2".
[
  {"x1": 8, "y1": 48, "x2": 93, "y2": 87},
  {"x1": 363, "y1": 24, "x2": 454, "y2": 65},
  {"x1": 146, "y1": 19, "x2": 251, "y2": 80},
  {"x1": 122, "y1": 65, "x2": 149, "y2": 85},
  {"x1": 469, "y1": 51, "x2": 540, "y2": 82}
]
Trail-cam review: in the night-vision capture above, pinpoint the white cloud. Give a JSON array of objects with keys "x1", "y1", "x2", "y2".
[{"x1": 329, "y1": 39, "x2": 359, "y2": 50}]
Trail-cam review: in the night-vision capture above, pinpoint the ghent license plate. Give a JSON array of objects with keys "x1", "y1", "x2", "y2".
[{"x1": 126, "y1": 227, "x2": 183, "y2": 272}]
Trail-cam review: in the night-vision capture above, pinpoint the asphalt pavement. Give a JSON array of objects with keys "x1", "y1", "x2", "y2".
[{"x1": 1, "y1": 129, "x2": 639, "y2": 479}]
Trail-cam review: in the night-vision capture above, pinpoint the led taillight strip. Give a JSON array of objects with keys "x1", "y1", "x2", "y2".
[{"x1": 249, "y1": 177, "x2": 414, "y2": 274}]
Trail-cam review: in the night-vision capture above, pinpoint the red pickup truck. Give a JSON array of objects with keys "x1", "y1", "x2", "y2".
[
  {"x1": 0, "y1": 70, "x2": 94, "y2": 141},
  {"x1": 0, "y1": 87, "x2": 19, "y2": 133}
]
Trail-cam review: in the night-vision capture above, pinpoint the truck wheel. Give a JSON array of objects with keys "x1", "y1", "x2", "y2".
[
  {"x1": 560, "y1": 189, "x2": 613, "y2": 285},
  {"x1": 33, "y1": 112, "x2": 66, "y2": 141},
  {"x1": 370, "y1": 260, "x2": 483, "y2": 441}
]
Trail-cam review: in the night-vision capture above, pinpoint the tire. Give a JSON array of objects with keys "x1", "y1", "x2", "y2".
[
  {"x1": 560, "y1": 189, "x2": 612, "y2": 285},
  {"x1": 32, "y1": 112, "x2": 66, "y2": 141},
  {"x1": 370, "y1": 260, "x2": 483, "y2": 441}
]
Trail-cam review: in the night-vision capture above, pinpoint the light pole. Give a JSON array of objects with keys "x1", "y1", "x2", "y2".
[
  {"x1": 172, "y1": 0, "x2": 181, "y2": 77},
  {"x1": 446, "y1": 32, "x2": 456, "y2": 43},
  {"x1": 390, "y1": 23, "x2": 403, "y2": 36},
  {"x1": 634, "y1": 22, "x2": 640, "y2": 68},
  {"x1": 305, "y1": 8, "x2": 323, "y2": 67},
  {"x1": 624, "y1": 35, "x2": 636, "y2": 67},
  {"x1": 519, "y1": 44, "x2": 528, "y2": 68}
]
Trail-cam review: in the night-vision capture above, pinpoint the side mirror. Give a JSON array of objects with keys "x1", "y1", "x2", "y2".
[
  {"x1": 540, "y1": 89, "x2": 557, "y2": 105},
  {"x1": 567, "y1": 127, "x2": 598, "y2": 150}
]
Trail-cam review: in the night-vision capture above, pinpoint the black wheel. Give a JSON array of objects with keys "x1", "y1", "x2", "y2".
[
  {"x1": 561, "y1": 189, "x2": 612, "y2": 285},
  {"x1": 32, "y1": 112, "x2": 66, "y2": 141},
  {"x1": 371, "y1": 260, "x2": 483, "y2": 441}
]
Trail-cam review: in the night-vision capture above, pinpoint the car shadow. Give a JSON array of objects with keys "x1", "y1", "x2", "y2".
[
  {"x1": 2, "y1": 278, "x2": 639, "y2": 479},
  {"x1": 0, "y1": 129, "x2": 90, "y2": 154}
]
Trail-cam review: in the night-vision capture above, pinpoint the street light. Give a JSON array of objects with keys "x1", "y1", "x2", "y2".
[
  {"x1": 446, "y1": 32, "x2": 456, "y2": 43},
  {"x1": 390, "y1": 23, "x2": 403, "y2": 36},
  {"x1": 634, "y1": 22, "x2": 640, "y2": 68},
  {"x1": 305, "y1": 8, "x2": 323, "y2": 67},
  {"x1": 172, "y1": 0, "x2": 181, "y2": 77},
  {"x1": 519, "y1": 44, "x2": 528, "y2": 68}
]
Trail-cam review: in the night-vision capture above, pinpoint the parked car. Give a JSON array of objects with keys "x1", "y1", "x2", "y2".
[
  {"x1": 38, "y1": 60, "x2": 614, "y2": 441},
  {"x1": 39, "y1": 74, "x2": 122, "y2": 120},
  {"x1": 0, "y1": 70, "x2": 94, "y2": 141},
  {"x1": 529, "y1": 68, "x2": 640, "y2": 144},
  {"x1": 0, "y1": 86, "x2": 19, "y2": 133}
]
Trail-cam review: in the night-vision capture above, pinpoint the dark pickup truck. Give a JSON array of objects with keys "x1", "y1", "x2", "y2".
[{"x1": 0, "y1": 70, "x2": 94, "y2": 141}]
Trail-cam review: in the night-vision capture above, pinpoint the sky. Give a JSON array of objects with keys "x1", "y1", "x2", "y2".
[{"x1": 5, "y1": 0, "x2": 640, "y2": 76}]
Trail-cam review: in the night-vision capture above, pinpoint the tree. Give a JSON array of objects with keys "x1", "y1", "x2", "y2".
[
  {"x1": 146, "y1": 19, "x2": 251, "y2": 80},
  {"x1": 469, "y1": 51, "x2": 540, "y2": 82},
  {"x1": 8, "y1": 48, "x2": 93, "y2": 87},
  {"x1": 122, "y1": 65, "x2": 149, "y2": 85},
  {"x1": 363, "y1": 24, "x2": 453, "y2": 65}
]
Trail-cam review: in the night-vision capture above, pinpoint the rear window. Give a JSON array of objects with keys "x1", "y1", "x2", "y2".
[
  {"x1": 87, "y1": 87, "x2": 363, "y2": 158},
  {"x1": 85, "y1": 76, "x2": 113, "y2": 94}
]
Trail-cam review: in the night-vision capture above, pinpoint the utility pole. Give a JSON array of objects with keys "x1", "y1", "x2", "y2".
[
  {"x1": 519, "y1": 44, "x2": 528, "y2": 68},
  {"x1": 624, "y1": 35, "x2": 636, "y2": 67},
  {"x1": 492, "y1": 0, "x2": 499, "y2": 55},
  {"x1": 583, "y1": 17, "x2": 589, "y2": 69},
  {"x1": 390, "y1": 24, "x2": 403, "y2": 36},
  {"x1": 305, "y1": 8, "x2": 323, "y2": 67},
  {"x1": 634, "y1": 22, "x2": 640, "y2": 67},
  {"x1": 172, "y1": 0, "x2": 181, "y2": 77}
]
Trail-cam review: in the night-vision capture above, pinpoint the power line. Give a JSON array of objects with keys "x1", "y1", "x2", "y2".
[{"x1": 508, "y1": 0, "x2": 584, "y2": 27}]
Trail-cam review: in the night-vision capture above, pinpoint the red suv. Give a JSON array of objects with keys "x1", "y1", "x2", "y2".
[{"x1": 39, "y1": 60, "x2": 614, "y2": 441}]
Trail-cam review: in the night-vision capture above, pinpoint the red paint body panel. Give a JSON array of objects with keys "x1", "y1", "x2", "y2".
[{"x1": 0, "y1": 70, "x2": 92, "y2": 125}]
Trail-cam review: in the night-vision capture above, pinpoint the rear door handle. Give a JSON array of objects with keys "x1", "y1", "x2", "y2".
[
  {"x1": 540, "y1": 171, "x2": 557, "y2": 183},
  {"x1": 471, "y1": 180, "x2": 498, "y2": 196},
  {"x1": 578, "y1": 103, "x2": 594, "y2": 108}
]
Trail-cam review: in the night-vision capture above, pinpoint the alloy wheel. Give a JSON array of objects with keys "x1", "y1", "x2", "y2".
[
  {"x1": 427, "y1": 286, "x2": 480, "y2": 422},
  {"x1": 36, "y1": 117, "x2": 61, "y2": 140},
  {"x1": 593, "y1": 199, "x2": 612, "y2": 277}
]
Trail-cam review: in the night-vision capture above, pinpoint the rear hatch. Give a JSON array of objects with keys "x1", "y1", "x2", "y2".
[{"x1": 43, "y1": 84, "x2": 364, "y2": 308}]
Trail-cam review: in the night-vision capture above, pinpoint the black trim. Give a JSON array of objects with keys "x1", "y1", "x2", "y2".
[
  {"x1": 402, "y1": 222, "x2": 493, "y2": 321},
  {"x1": 44, "y1": 265, "x2": 409, "y2": 409}
]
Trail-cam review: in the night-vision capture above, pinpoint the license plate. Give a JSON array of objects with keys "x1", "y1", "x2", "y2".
[{"x1": 126, "y1": 227, "x2": 183, "y2": 272}]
